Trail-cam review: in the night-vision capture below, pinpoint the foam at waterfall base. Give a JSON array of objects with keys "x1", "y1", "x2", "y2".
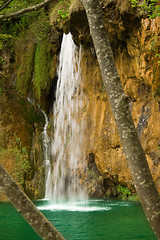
[
  {"x1": 37, "y1": 199, "x2": 111, "y2": 212},
  {"x1": 37, "y1": 199, "x2": 133, "y2": 212}
]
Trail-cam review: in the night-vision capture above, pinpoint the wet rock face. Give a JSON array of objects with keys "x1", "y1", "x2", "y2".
[
  {"x1": 0, "y1": 88, "x2": 45, "y2": 201},
  {"x1": 69, "y1": 0, "x2": 160, "y2": 196},
  {"x1": 0, "y1": 4, "x2": 63, "y2": 200}
]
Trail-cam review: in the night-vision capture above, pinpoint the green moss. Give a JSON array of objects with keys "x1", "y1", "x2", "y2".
[
  {"x1": 0, "y1": 138, "x2": 32, "y2": 188},
  {"x1": 14, "y1": 10, "x2": 52, "y2": 103},
  {"x1": 13, "y1": 144, "x2": 31, "y2": 186},
  {"x1": 33, "y1": 39, "x2": 51, "y2": 101},
  {"x1": 16, "y1": 42, "x2": 35, "y2": 96},
  {"x1": 18, "y1": 97, "x2": 44, "y2": 126}
]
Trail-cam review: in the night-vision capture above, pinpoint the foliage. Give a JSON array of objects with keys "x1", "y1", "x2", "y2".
[
  {"x1": 50, "y1": 0, "x2": 70, "y2": 25},
  {"x1": 0, "y1": 1, "x2": 44, "y2": 50},
  {"x1": 57, "y1": 9, "x2": 69, "y2": 19},
  {"x1": 130, "y1": 0, "x2": 160, "y2": 18},
  {"x1": 0, "y1": 0, "x2": 40, "y2": 14},
  {"x1": 57, "y1": 0, "x2": 70, "y2": 21},
  {"x1": 117, "y1": 185, "x2": 131, "y2": 199},
  {"x1": 130, "y1": 0, "x2": 138, "y2": 8}
]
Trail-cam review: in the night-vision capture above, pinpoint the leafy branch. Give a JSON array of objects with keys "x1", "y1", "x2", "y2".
[
  {"x1": 130, "y1": 0, "x2": 160, "y2": 18},
  {"x1": 0, "y1": 0, "x2": 14, "y2": 12},
  {"x1": 0, "y1": 0, "x2": 54, "y2": 20}
]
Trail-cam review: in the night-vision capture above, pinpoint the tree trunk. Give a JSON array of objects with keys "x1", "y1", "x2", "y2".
[
  {"x1": 80, "y1": 0, "x2": 160, "y2": 239},
  {"x1": 0, "y1": 0, "x2": 53, "y2": 19},
  {"x1": 0, "y1": 163, "x2": 65, "y2": 240}
]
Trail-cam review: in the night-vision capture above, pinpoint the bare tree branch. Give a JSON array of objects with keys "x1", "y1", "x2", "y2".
[
  {"x1": 0, "y1": 163, "x2": 65, "y2": 240},
  {"x1": 0, "y1": 0, "x2": 14, "y2": 12},
  {"x1": 0, "y1": 0, "x2": 53, "y2": 20}
]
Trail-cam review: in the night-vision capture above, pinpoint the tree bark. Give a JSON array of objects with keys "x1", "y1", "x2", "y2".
[
  {"x1": 80, "y1": 0, "x2": 160, "y2": 239},
  {"x1": 0, "y1": 163, "x2": 65, "y2": 240},
  {"x1": 0, "y1": 0, "x2": 53, "y2": 19}
]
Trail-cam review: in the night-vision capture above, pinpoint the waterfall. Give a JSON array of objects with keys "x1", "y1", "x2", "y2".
[
  {"x1": 41, "y1": 110, "x2": 51, "y2": 199},
  {"x1": 45, "y1": 33, "x2": 87, "y2": 202},
  {"x1": 27, "y1": 97, "x2": 51, "y2": 199}
]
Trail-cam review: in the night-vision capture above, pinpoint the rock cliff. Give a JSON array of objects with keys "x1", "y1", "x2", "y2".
[{"x1": 69, "y1": 0, "x2": 160, "y2": 197}]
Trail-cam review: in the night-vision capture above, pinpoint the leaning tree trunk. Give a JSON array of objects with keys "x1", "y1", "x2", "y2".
[
  {"x1": 0, "y1": 163, "x2": 65, "y2": 240},
  {"x1": 80, "y1": 0, "x2": 160, "y2": 239}
]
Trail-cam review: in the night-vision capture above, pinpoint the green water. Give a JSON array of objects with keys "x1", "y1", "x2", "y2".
[{"x1": 0, "y1": 199, "x2": 157, "y2": 240}]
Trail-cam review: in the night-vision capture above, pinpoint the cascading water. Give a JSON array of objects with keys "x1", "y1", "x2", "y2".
[
  {"x1": 41, "y1": 109, "x2": 51, "y2": 199},
  {"x1": 27, "y1": 97, "x2": 51, "y2": 198},
  {"x1": 45, "y1": 33, "x2": 87, "y2": 202}
]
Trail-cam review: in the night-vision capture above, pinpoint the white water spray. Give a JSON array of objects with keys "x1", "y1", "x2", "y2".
[{"x1": 45, "y1": 33, "x2": 87, "y2": 202}]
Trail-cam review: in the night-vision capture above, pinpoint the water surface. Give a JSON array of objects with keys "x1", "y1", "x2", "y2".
[{"x1": 0, "y1": 199, "x2": 157, "y2": 240}]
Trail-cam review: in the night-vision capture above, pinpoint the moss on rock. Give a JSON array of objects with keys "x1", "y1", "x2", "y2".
[
  {"x1": 34, "y1": 39, "x2": 51, "y2": 101},
  {"x1": 16, "y1": 41, "x2": 35, "y2": 96}
]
